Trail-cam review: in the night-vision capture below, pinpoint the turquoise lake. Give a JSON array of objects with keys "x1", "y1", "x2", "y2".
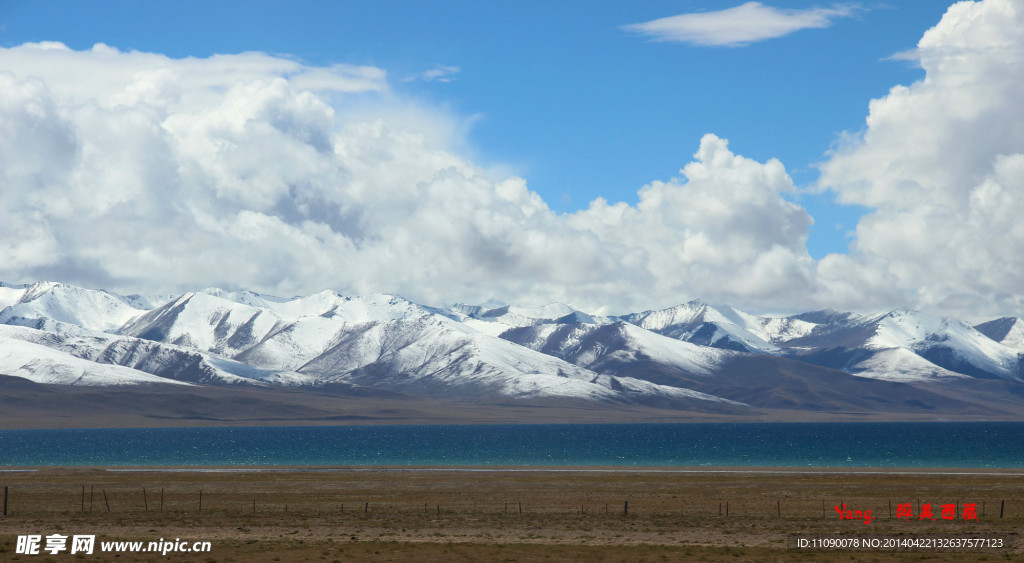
[{"x1": 1, "y1": 422, "x2": 1022, "y2": 467}]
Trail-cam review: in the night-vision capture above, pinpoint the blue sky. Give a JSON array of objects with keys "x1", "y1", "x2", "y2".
[
  {"x1": 3, "y1": 1, "x2": 1022, "y2": 318},
  {"x1": 1, "y1": 0, "x2": 948, "y2": 259}
]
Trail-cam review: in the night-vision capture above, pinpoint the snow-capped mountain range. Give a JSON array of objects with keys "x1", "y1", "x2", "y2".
[{"x1": 3, "y1": 280, "x2": 1024, "y2": 420}]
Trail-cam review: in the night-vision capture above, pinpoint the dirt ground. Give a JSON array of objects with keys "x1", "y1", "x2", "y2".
[{"x1": 1, "y1": 467, "x2": 1021, "y2": 561}]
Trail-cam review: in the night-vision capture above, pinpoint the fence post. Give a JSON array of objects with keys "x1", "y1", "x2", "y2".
[
  {"x1": 3, "y1": 486, "x2": 7, "y2": 516},
  {"x1": 82, "y1": 485, "x2": 85, "y2": 513},
  {"x1": 143, "y1": 488, "x2": 148, "y2": 512},
  {"x1": 103, "y1": 489, "x2": 111, "y2": 512},
  {"x1": 624, "y1": 501, "x2": 628, "y2": 515}
]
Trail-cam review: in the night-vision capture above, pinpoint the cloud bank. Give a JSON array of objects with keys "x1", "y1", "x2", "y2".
[
  {"x1": 0, "y1": 42, "x2": 817, "y2": 314},
  {"x1": 623, "y1": 2, "x2": 857, "y2": 47},
  {"x1": 1, "y1": 0, "x2": 1022, "y2": 319},
  {"x1": 816, "y1": 0, "x2": 1024, "y2": 317}
]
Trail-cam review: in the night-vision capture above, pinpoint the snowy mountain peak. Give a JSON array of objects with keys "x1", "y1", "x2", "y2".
[
  {"x1": 254, "y1": 289, "x2": 346, "y2": 320},
  {"x1": 865, "y1": 308, "x2": 986, "y2": 350},
  {"x1": 867, "y1": 308, "x2": 943, "y2": 348},
  {"x1": 450, "y1": 301, "x2": 605, "y2": 329},
  {"x1": 790, "y1": 309, "x2": 858, "y2": 325},
  {"x1": 508, "y1": 303, "x2": 577, "y2": 320},
  {"x1": 20, "y1": 281, "x2": 67, "y2": 300},
  {"x1": 197, "y1": 287, "x2": 290, "y2": 308},
  {"x1": 621, "y1": 301, "x2": 780, "y2": 354},
  {"x1": 5, "y1": 279, "x2": 1024, "y2": 416},
  {"x1": 850, "y1": 308, "x2": 1021, "y2": 381},
  {"x1": 624, "y1": 301, "x2": 706, "y2": 331},
  {"x1": 328, "y1": 292, "x2": 432, "y2": 323},
  {"x1": 0, "y1": 281, "x2": 149, "y2": 332}
]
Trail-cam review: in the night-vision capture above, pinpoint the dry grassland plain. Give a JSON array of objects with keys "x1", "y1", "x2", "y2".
[{"x1": 1, "y1": 467, "x2": 1022, "y2": 562}]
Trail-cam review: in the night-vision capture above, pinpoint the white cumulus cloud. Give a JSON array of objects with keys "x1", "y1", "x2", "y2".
[
  {"x1": 0, "y1": 41, "x2": 815, "y2": 313},
  {"x1": 623, "y1": 2, "x2": 858, "y2": 47},
  {"x1": 5, "y1": 0, "x2": 1023, "y2": 320},
  {"x1": 817, "y1": 0, "x2": 1024, "y2": 318}
]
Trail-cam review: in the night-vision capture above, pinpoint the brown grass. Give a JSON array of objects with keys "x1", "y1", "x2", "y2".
[{"x1": 1, "y1": 467, "x2": 1021, "y2": 561}]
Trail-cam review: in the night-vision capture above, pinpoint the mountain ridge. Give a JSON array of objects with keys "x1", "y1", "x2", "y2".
[{"x1": 3, "y1": 280, "x2": 1024, "y2": 424}]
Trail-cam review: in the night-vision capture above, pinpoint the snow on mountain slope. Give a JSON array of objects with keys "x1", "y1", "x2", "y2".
[
  {"x1": 7, "y1": 279, "x2": 1024, "y2": 408},
  {"x1": 259, "y1": 290, "x2": 343, "y2": 318},
  {"x1": 203, "y1": 356, "x2": 319, "y2": 387},
  {"x1": 847, "y1": 347, "x2": 968, "y2": 382},
  {"x1": 234, "y1": 314, "x2": 349, "y2": 371},
  {"x1": 975, "y1": 317, "x2": 1024, "y2": 353},
  {"x1": 865, "y1": 309, "x2": 1020, "y2": 380},
  {"x1": 865, "y1": 309, "x2": 957, "y2": 349},
  {"x1": 231, "y1": 311, "x2": 403, "y2": 372},
  {"x1": 325, "y1": 293, "x2": 438, "y2": 324},
  {"x1": 0, "y1": 333, "x2": 192, "y2": 386},
  {"x1": 121, "y1": 292, "x2": 281, "y2": 356},
  {"x1": 757, "y1": 315, "x2": 818, "y2": 343},
  {"x1": 123, "y1": 290, "x2": 443, "y2": 371},
  {"x1": 602, "y1": 322, "x2": 733, "y2": 374},
  {"x1": 192, "y1": 288, "x2": 432, "y2": 324},
  {"x1": 197, "y1": 287, "x2": 291, "y2": 308},
  {"x1": 458, "y1": 317, "x2": 516, "y2": 338},
  {"x1": 0, "y1": 282, "x2": 150, "y2": 332},
  {"x1": 300, "y1": 315, "x2": 598, "y2": 398},
  {"x1": 620, "y1": 301, "x2": 798, "y2": 354},
  {"x1": 451, "y1": 302, "x2": 611, "y2": 329},
  {"x1": 118, "y1": 292, "x2": 177, "y2": 310},
  {"x1": 789, "y1": 309, "x2": 860, "y2": 327},
  {"x1": 783, "y1": 309, "x2": 1021, "y2": 382},
  {"x1": 0, "y1": 322, "x2": 317, "y2": 387},
  {"x1": 298, "y1": 314, "x2": 738, "y2": 405},
  {"x1": 193, "y1": 288, "x2": 431, "y2": 335},
  {"x1": 0, "y1": 282, "x2": 29, "y2": 309},
  {"x1": 500, "y1": 321, "x2": 730, "y2": 378}
]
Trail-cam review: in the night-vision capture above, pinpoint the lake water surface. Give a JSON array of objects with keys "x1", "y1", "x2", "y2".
[{"x1": 1, "y1": 422, "x2": 1022, "y2": 467}]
